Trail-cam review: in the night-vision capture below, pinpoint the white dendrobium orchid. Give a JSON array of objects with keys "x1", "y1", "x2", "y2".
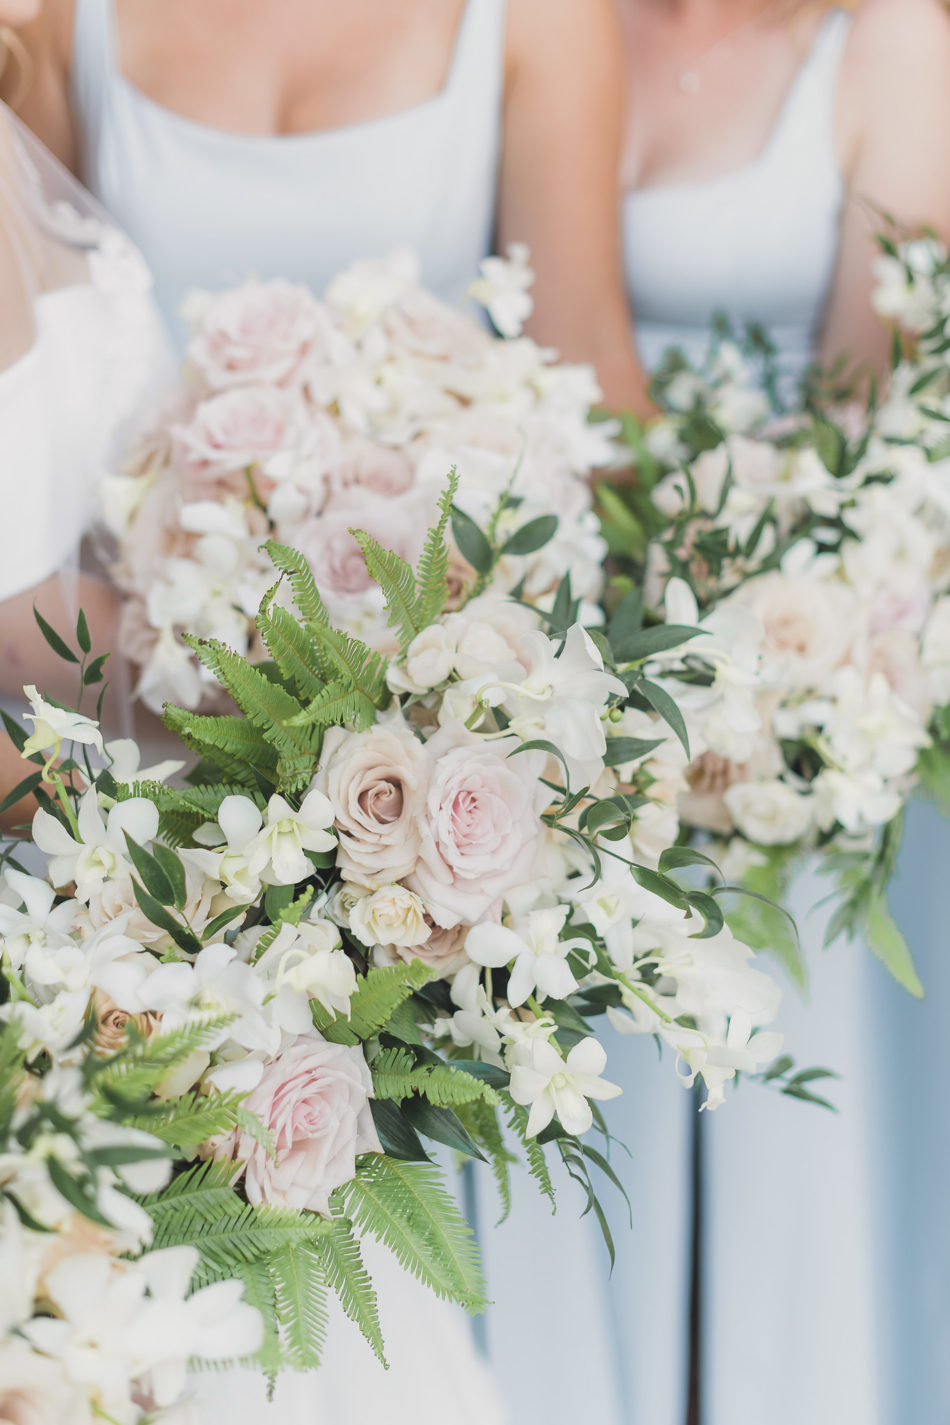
[
  {"x1": 20, "y1": 686, "x2": 104, "y2": 762},
  {"x1": 32, "y1": 790, "x2": 159, "y2": 901},
  {"x1": 468, "y1": 243, "x2": 535, "y2": 339},
  {"x1": 247, "y1": 789, "x2": 336, "y2": 886},
  {"x1": 190, "y1": 794, "x2": 266, "y2": 902},
  {"x1": 253, "y1": 916, "x2": 357, "y2": 1017},
  {"x1": 508, "y1": 1035, "x2": 621, "y2": 1136},
  {"x1": 466, "y1": 906, "x2": 590, "y2": 1007},
  {"x1": 0, "y1": 869, "x2": 80, "y2": 969},
  {"x1": 105, "y1": 738, "x2": 185, "y2": 786}
]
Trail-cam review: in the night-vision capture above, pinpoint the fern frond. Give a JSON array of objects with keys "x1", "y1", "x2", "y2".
[
  {"x1": 90, "y1": 1017, "x2": 232, "y2": 1111},
  {"x1": 316, "y1": 1219, "x2": 386, "y2": 1365},
  {"x1": 270, "y1": 1243, "x2": 329, "y2": 1370},
  {"x1": 457, "y1": 1097, "x2": 515, "y2": 1223},
  {"x1": 128, "y1": 1088, "x2": 244, "y2": 1152},
  {"x1": 263, "y1": 540, "x2": 331, "y2": 638},
  {"x1": 335, "y1": 1156, "x2": 487, "y2": 1313},
  {"x1": 161, "y1": 707, "x2": 277, "y2": 789},
  {"x1": 183, "y1": 638, "x2": 321, "y2": 766},
  {"x1": 371, "y1": 1048, "x2": 499, "y2": 1108},
  {"x1": 351, "y1": 532, "x2": 420, "y2": 654},
  {"x1": 504, "y1": 1097, "x2": 556, "y2": 1211},
  {"x1": 414, "y1": 470, "x2": 458, "y2": 631},
  {"x1": 290, "y1": 679, "x2": 380, "y2": 732},
  {"x1": 256, "y1": 597, "x2": 327, "y2": 701},
  {"x1": 292, "y1": 624, "x2": 390, "y2": 731},
  {"x1": 346, "y1": 962, "x2": 435, "y2": 1041},
  {"x1": 115, "y1": 779, "x2": 258, "y2": 846}
]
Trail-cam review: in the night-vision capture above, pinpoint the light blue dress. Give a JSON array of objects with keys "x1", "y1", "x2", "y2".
[{"x1": 618, "y1": 12, "x2": 905, "y2": 1425}]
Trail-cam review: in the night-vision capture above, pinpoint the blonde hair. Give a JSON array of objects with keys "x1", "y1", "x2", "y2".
[{"x1": 0, "y1": 26, "x2": 32, "y2": 110}]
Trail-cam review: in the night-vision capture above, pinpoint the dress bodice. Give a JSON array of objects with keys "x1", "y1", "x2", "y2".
[
  {"x1": 71, "y1": 0, "x2": 507, "y2": 345},
  {"x1": 624, "y1": 9, "x2": 851, "y2": 390}
]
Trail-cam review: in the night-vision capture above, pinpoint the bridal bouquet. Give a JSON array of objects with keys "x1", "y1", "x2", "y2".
[
  {"x1": 104, "y1": 247, "x2": 612, "y2": 713},
  {"x1": 0, "y1": 483, "x2": 787, "y2": 1415},
  {"x1": 603, "y1": 242, "x2": 950, "y2": 994}
]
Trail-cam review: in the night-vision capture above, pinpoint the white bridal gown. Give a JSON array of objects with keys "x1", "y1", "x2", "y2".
[
  {"x1": 67, "y1": 3, "x2": 606, "y2": 1422},
  {"x1": 617, "y1": 11, "x2": 893, "y2": 1425}
]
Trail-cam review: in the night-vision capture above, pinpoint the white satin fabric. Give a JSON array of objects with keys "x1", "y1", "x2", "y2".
[
  {"x1": 624, "y1": 9, "x2": 849, "y2": 394},
  {"x1": 70, "y1": 0, "x2": 506, "y2": 344}
]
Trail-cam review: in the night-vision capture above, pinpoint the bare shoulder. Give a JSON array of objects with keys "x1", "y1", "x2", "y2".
[
  {"x1": 506, "y1": 0, "x2": 622, "y2": 74},
  {"x1": 843, "y1": 0, "x2": 950, "y2": 80}
]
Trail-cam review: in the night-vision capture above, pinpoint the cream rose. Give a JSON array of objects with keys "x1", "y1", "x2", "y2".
[
  {"x1": 187, "y1": 279, "x2": 321, "y2": 389},
  {"x1": 409, "y1": 720, "x2": 548, "y2": 928},
  {"x1": 723, "y1": 779, "x2": 813, "y2": 846},
  {"x1": 734, "y1": 572, "x2": 860, "y2": 689},
  {"x1": 314, "y1": 721, "x2": 429, "y2": 887},
  {"x1": 348, "y1": 885, "x2": 430, "y2": 949},
  {"x1": 213, "y1": 1036, "x2": 381, "y2": 1216}
]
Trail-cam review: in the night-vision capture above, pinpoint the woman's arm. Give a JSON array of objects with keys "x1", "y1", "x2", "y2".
[
  {"x1": 500, "y1": 0, "x2": 653, "y2": 417},
  {"x1": 821, "y1": 0, "x2": 950, "y2": 372}
]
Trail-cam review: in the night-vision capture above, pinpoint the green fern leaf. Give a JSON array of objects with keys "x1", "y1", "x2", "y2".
[
  {"x1": 263, "y1": 540, "x2": 332, "y2": 639},
  {"x1": 457, "y1": 1098, "x2": 515, "y2": 1223},
  {"x1": 183, "y1": 637, "x2": 321, "y2": 765},
  {"x1": 161, "y1": 707, "x2": 277, "y2": 788},
  {"x1": 347, "y1": 962, "x2": 435, "y2": 1040},
  {"x1": 114, "y1": 779, "x2": 258, "y2": 846},
  {"x1": 371, "y1": 1048, "x2": 499, "y2": 1108},
  {"x1": 504, "y1": 1096, "x2": 556, "y2": 1210},
  {"x1": 289, "y1": 679, "x2": 378, "y2": 732},
  {"x1": 270, "y1": 1244, "x2": 329, "y2": 1370},
  {"x1": 414, "y1": 469, "x2": 458, "y2": 631},
  {"x1": 316, "y1": 1219, "x2": 386, "y2": 1365},
  {"x1": 256, "y1": 595, "x2": 327, "y2": 701},
  {"x1": 90, "y1": 1017, "x2": 232, "y2": 1112},
  {"x1": 335, "y1": 1156, "x2": 487, "y2": 1313},
  {"x1": 128, "y1": 1088, "x2": 244, "y2": 1152},
  {"x1": 351, "y1": 532, "x2": 420, "y2": 654},
  {"x1": 292, "y1": 624, "x2": 390, "y2": 731}
]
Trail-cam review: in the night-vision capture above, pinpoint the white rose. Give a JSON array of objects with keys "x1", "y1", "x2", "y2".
[
  {"x1": 349, "y1": 885, "x2": 431, "y2": 949},
  {"x1": 403, "y1": 624, "x2": 457, "y2": 691},
  {"x1": 723, "y1": 779, "x2": 813, "y2": 847}
]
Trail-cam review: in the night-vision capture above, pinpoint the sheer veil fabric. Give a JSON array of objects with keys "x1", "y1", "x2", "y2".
[{"x1": 0, "y1": 101, "x2": 172, "y2": 607}]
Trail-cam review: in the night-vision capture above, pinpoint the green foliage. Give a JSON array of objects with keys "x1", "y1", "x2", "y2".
[
  {"x1": 270, "y1": 1244, "x2": 329, "y2": 1370},
  {"x1": 455, "y1": 1097, "x2": 516, "y2": 1223},
  {"x1": 88, "y1": 1017, "x2": 232, "y2": 1115},
  {"x1": 333, "y1": 1156, "x2": 487, "y2": 1314},
  {"x1": 503, "y1": 1097, "x2": 556, "y2": 1211},
  {"x1": 263, "y1": 540, "x2": 331, "y2": 639},
  {"x1": 161, "y1": 707, "x2": 278, "y2": 791},
  {"x1": 351, "y1": 534, "x2": 423, "y2": 654},
  {"x1": 414, "y1": 471, "x2": 458, "y2": 630},
  {"x1": 314, "y1": 962, "x2": 436, "y2": 1045},
  {"x1": 255, "y1": 594, "x2": 327, "y2": 701},
  {"x1": 315, "y1": 1219, "x2": 386, "y2": 1365},
  {"x1": 721, "y1": 846, "x2": 806, "y2": 990},
  {"x1": 370, "y1": 1047, "x2": 498, "y2": 1108},
  {"x1": 127, "y1": 1089, "x2": 246, "y2": 1153}
]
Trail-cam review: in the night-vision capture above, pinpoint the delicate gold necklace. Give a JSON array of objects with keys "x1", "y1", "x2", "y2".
[{"x1": 672, "y1": 0, "x2": 786, "y2": 94}]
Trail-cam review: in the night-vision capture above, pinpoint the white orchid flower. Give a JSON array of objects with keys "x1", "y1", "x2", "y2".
[
  {"x1": 105, "y1": 738, "x2": 185, "y2": 786},
  {"x1": 247, "y1": 788, "x2": 336, "y2": 886},
  {"x1": 189, "y1": 794, "x2": 265, "y2": 902},
  {"x1": 468, "y1": 243, "x2": 535, "y2": 339},
  {"x1": 466, "y1": 905, "x2": 589, "y2": 1007},
  {"x1": 32, "y1": 789, "x2": 159, "y2": 901},
  {"x1": 0, "y1": 870, "x2": 80, "y2": 969},
  {"x1": 21, "y1": 686, "x2": 104, "y2": 762},
  {"x1": 508, "y1": 1035, "x2": 621, "y2": 1137}
]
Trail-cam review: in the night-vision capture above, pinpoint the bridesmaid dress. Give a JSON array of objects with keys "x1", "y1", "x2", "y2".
[
  {"x1": 66, "y1": 6, "x2": 627, "y2": 1423},
  {"x1": 69, "y1": 0, "x2": 505, "y2": 342},
  {"x1": 617, "y1": 12, "x2": 898, "y2": 1425}
]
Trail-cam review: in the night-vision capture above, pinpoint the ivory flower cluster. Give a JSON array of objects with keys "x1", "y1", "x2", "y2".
[
  {"x1": 614, "y1": 240, "x2": 950, "y2": 986},
  {"x1": 105, "y1": 248, "x2": 612, "y2": 712}
]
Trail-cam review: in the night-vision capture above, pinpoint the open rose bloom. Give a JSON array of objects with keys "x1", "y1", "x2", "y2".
[{"x1": 106, "y1": 249, "x2": 614, "y2": 712}]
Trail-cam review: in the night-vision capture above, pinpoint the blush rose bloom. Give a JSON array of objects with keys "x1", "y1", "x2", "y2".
[
  {"x1": 314, "y1": 721, "x2": 429, "y2": 887},
  {"x1": 409, "y1": 720, "x2": 548, "y2": 928},
  {"x1": 172, "y1": 386, "x2": 297, "y2": 480},
  {"x1": 187, "y1": 279, "x2": 322, "y2": 389},
  {"x1": 214, "y1": 1036, "x2": 381, "y2": 1217},
  {"x1": 291, "y1": 497, "x2": 423, "y2": 609}
]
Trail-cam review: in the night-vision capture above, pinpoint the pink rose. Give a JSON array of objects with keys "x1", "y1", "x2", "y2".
[
  {"x1": 325, "y1": 442, "x2": 415, "y2": 500},
  {"x1": 172, "y1": 386, "x2": 297, "y2": 480},
  {"x1": 291, "y1": 497, "x2": 424, "y2": 609},
  {"x1": 313, "y1": 721, "x2": 429, "y2": 887},
  {"x1": 188, "y1": 279, "x2": 322, "y2": 389},
  {"x1": 379, "y1": 288, "x2": 490, "y2": 360},
  {"x1": 409, "y1": 720, "x2": 548, "y2": 928},
  {"x1": 396, "y1": 916, "x2": 471, "y2": 976},
  {"x1": 215, "y1": 1036, "x2": 380, "y2": 1216}
]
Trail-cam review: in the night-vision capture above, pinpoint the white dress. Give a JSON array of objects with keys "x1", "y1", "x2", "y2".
[{"x1": 617, "y1": 12, "x2": 891, "y2": 1425}]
